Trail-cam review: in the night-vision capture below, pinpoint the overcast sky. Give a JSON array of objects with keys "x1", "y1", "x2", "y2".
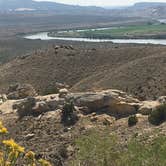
[{"x1": 35, "y1": 0, "x2": 166, "y2": 7}]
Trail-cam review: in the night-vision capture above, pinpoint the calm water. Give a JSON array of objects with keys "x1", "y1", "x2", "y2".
[{"x1": 24, "y1": 32, "x2": 166, "y2": 45}]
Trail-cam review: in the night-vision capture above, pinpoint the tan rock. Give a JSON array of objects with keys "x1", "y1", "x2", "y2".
[
  {"x1": 97, "y1": 114, "x2": 115, "y2": 125},
  {"x1": 67, "y1": 89, "x2": 140, "y2": 117},
  {"x1": 0, "y1": 100, "x2": 16, "y2": 114},
  {"x1": 59, "y1": 88, "x2": 69, "y2": 98},
  {"x1": 90, "y1": 114, "x2": 115, "y2": 125},
  {"x1": 138, "y1": 101, "x2": 160, "y2": 115}
]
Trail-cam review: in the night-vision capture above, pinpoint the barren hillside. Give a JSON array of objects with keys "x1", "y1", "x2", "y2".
[{"x1": 0, "y1": 43, "x2": 166, "y2": 100}]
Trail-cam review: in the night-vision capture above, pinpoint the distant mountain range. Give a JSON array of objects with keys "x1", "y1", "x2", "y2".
[
  {"x1": 0, "y1": 0, "x2": 107, "y2": 15},
  {"x1": 134, "y1": 2, "x2": 166, "y2": 8},
  {"x1": 110, "y1": 2, "x2": 166, "y2": 18},
  {"x1": 1, "y1": 0, "x2": 166, "y2": 18}
]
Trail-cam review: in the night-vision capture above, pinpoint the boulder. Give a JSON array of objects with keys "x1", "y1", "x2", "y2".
[
  {"x1": 0, "y1": 94, "x2": 7, "y2": 105},
  {"x1": 0, "y1": 94, "x2": 7, "y2": 101},
  {"x1": 13, "y1": 94, "x2": 64, "y2": 117},
  {"x1": 90, "y1": 114, "x2": 115, "y2": 125},
  {"x1": 14, "y1": 97, "x2": 50, "y2": 117},
  {"x1": 66, "y1": 89, "x2": 140, "y2": 117},
  {"x1": 54, "y1": 45, "x2": 60, "y2": 50},
  {"x1": 7, "y1": 83, "x2": 37, "y2": 99},
  {"x1": 32, "y1": 101, "x2": 49, "y2": 114},
  {"x1": 138, "y1": 101, "x2": 160, "y2": 115},
  {"x1": 59, "y1": 88, "x2": 69, "y2": 98},
  {"x1": 158, "y1": 96, "x2": 166, "y2": 104}
]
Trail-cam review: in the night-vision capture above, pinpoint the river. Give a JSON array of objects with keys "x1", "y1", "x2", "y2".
[{"x1": 24, "y1": 32, "x2": 166, "y2": 45}]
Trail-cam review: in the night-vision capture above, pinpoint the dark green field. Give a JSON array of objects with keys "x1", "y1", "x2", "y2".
[{"x1": 49, "y1": 24, "x2": 166, "y2": 39}]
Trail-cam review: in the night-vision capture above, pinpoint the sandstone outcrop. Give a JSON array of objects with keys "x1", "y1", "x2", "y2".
[
  {"x1": 66, "y1": 89, "x2": 140, "y2": 117},
  {"x1": 2, "y1": 88, "x2": 166, "y2": 119}
]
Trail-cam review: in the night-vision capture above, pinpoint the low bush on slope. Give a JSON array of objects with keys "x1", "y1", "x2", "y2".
[{"x1": 149, "y1": 104, "x2": 166, "y2": 125}]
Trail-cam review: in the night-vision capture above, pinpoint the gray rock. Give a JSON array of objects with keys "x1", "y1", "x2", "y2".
[
  {"x1": 32, "y1": 101, "x2": 49, "y2": 114},
  {"x1": 47, "y1": 98, "x2": 65, "y2": 110},
  {"x1": 24, "y1": 133, "x2": 35, "y2": 140},
  {"x1": 0, "y1": 94, "x2": 7, "y2": 104},
  {"x1": 158, "y1": 96, "x2": 166, "y2": 104}
]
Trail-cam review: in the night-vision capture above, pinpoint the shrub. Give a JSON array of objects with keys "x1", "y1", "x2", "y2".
[
  {"x1": 61, "y1": 102, "x2": 78, "y2": 126},
  {"x1": 43, "y1": 86, "x2": 59, "y2": 95},
  {"x1": 128, "y1": 115, "x2": 138, "y2": 127},
  {"x1": 0, "y1": 121, "x2": 52, "y2": 166},
  {"x1": 148, "y1": 104, "x2": 166, "y2": 125}
]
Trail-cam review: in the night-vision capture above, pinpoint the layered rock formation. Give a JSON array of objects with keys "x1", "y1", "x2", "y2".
[{"x1": 0, "y1": 88, "x2": 164, "y2": 119}]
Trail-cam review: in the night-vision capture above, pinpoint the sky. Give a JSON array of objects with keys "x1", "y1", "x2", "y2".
[{"x1": 35, "y1": 0, "x2": 166, "y2": 7}]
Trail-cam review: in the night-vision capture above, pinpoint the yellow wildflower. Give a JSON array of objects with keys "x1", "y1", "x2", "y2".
[
  {"x1": 0, "y1": 121, "x2": 8, "y2": 134},
  {"x1": 0, "y1": 127, "x2": 8, "y2": 134},
  {"x1": 25, "y1": 151, "x2": 35, "y2": 160},
  {"x1": 3, "y1": 139, "x2": 25, "y2": 153},
  {"x1": 38, "y1": 159, "x2": 52, "y2": 166}
]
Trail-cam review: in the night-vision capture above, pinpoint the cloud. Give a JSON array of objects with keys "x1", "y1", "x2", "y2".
[{"x1": 35, "y1": 0, "x2": 166, "y2": 6}]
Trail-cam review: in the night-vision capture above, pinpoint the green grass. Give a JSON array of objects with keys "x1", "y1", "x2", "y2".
[
  {"x1": 85, "y1": 24, "x2": 166, "y2": 36},
  {"x1": 71, "y1": 129, "x2": 166, "y2": 166},
  {"x1": 49, "y1": 24, "x2": 166, "y2": 39}
]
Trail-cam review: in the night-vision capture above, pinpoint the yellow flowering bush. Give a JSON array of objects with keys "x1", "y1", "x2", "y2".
[
  {"x1": 0, "y1": 121, "x2": 52, "y2": 166},
  {"x1": 38, "y1": 159, "x2": 52, "y2": 166},
  {"x1": 0, "y1": 122, "x2": 8, "y2": 134}
]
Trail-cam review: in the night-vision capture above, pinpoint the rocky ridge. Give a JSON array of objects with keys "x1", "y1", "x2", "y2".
[
  {"x1": 0, "y1": 86, "x2": 166, "y2": 165},
  {"x1": 0, "y1": 87, "x2": 164, "y2": 119}
]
